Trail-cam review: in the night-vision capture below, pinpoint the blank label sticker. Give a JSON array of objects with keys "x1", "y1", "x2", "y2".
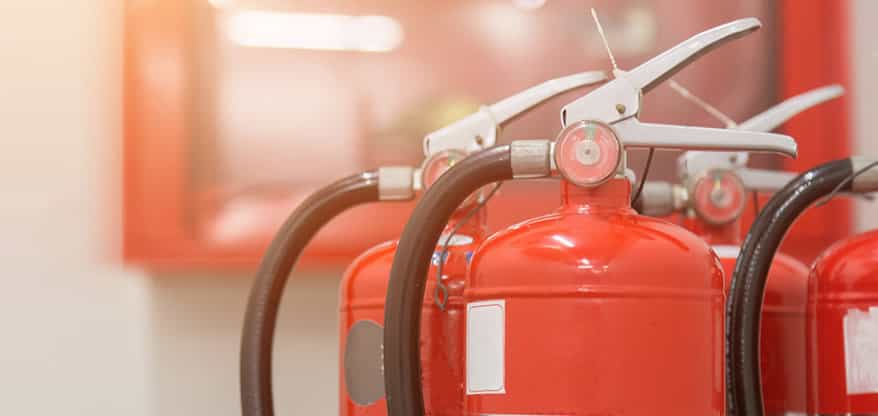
[
  {"x1": 711, "y1": 244, "x2": 741, "y2": 259},
  {"x1": 466, "y1": 300, "x2": 506, "y2": 395},
  {"x1": 844, "y1": 307, "x2": 878, "y2": 394}
]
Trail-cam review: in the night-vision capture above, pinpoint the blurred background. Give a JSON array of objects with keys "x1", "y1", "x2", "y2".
[{"x1": 0, "y1": 0, "x2": 875, "y2": 414}]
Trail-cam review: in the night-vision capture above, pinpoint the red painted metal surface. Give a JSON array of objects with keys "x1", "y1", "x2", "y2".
[
  {"x1": 682, "y1": 216, "x2": 742, "y2": 246},
  {"x1": 465, "y1": 179, "x2": 725, "y2": 415},
  {"x1": 683, "y1": 215, "x2": 809, "y2": 414},
  {"x1": 808, "y1": 230, "x2": 878, "y2": 414},
  {"x1": 777, "y1": 0, "x2": 853, "y2": 263},
  {"x1": 339, "y1": 207, "x2": 486, "y2": 415},
  {"x1": 339, "y1": 240, "x2": 394, "y2": 415},
  {"x1": 756, "y1": 252, "x2": 809, "y2": 414}
]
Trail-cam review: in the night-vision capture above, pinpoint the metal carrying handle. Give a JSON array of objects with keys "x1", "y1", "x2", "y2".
[
  {"x1": 735, "y1": 168, "x2": 797, "y2": 193},
  {"x1": 679, "y1": 84, "x2": 844, "y2": 176},
  {"x1": 628, "y1": 18, "x2": 761, "y2": 93},
  {"x1": 561, "y1": 18, "x2": 762, "y2": 126},
  {"x1": 423, "y1": 71, "x2": 607, "y2": 156},
  {"x1": 737, "y1": 84, "x2": 844, "y2": 131},
  {"x1": 614, "y1": 120, "x2": 798, "y2": 158},
  {"x1": 738, "y1": 167, "x2": 874, "y2": 201}
]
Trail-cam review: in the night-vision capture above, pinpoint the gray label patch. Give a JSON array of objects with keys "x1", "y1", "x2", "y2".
[
  {"x1": 344, "y1": 320, "x2": 385, "y2": 406},
  {"x1": 843, "y1": 307, "x2": 878, "y2": 394}
]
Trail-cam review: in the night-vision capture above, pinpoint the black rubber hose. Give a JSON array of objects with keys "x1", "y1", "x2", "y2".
[
  {"x1": 383, "y1": 145, "x2": 513, "y2": 416},
  {"x1": 241, "y1": 171, "x2": 380, "y2": 416},
  {"x1": 631, "y1": 147, "x2": 654, "y2": 205},
  {"x1": 726, "y1": 159, "x2": 853, "y2": 416}
]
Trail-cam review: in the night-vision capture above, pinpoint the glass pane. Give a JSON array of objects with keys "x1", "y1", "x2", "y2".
[{"x1": 190, "y1": 0, "x2": 777, "y2": 244}]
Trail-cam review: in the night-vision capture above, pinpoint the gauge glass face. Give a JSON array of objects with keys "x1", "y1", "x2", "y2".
[
  {"x1": 693, "y1": 169, "x2": 746, "y2": 225},
  {"x1": 421, "y1": 149, "x2": 467, "y2": 189},
  {"x1": 554, "y1": 120, "x2": 621, "y2": 187},
  {"x1": 421, "y1": 149, "x2": 485, "y2": 207}
]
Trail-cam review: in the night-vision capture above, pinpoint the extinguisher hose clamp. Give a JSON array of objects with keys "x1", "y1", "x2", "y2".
[
  {"x1": 240, "y1": 170, "x2": 385, "y2": 416},
  {"x1": 510, "y1": 139, "x2": 553, "y2": 178},
  {"x1": 727, "y1": 158, "x2": 854, "y2": 416},
  {"x1": 383, "y1": 145, "x2": 518, "y2": 416}
]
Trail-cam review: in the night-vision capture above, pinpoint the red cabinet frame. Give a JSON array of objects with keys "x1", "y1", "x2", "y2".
[{"x1": 124, "y1": 1, "x2": 852, "y2": 271}]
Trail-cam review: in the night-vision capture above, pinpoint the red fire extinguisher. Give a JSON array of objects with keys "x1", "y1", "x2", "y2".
[
  {"x1": 238, "y1": 69, "x2": 607, "y2": 416},
  {"x1": 382, "y1": 17, "x2": 798, "y2": 416},
  {"x1": 727, "y1": 157, "x2": 878, "y2": 416},
  {"x1": 637, "y1": 84, "x2": 843, "y2": 415},
  {"x1": 340, "y1": 166, "x2": 487, "y2": 415},
  {"x1": 809, "y1": 227, "x2": 878, "y2": 414},
  {"x1": 338, "y1": 71, "x2": 607, "y2": 416}
]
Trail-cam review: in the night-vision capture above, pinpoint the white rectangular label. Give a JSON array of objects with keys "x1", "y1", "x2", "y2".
[
  {"x1": 843, "y1": 306, "x2": 878, "y2": 394},
  {"x1": 466, "y1": 299, "x2": 506, "y2": 395}
]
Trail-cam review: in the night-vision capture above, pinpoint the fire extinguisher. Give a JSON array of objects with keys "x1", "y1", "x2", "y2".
[
  {"x1": 239, "y1": 70, "x2": 608, "y2": 416},
  {"x1": 338, "y1": 70, "x2": 608, "y2": 416},
  {"x1": 382, "y1": 17, "x2": 798, "y2": 416},
  {"x1": 636, "y1": 84, "x2": 843, "y2": 415},
  {"x1": 728, "y1": 157, "x2": 878, "y2": 416},
  {"x1": 339, "y1": 151, "x2": 487, "y2": 416}
]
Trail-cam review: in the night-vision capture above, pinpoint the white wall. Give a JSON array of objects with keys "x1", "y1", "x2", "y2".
[
  {"x1": 146, "y1": 272, "x2": 340, "y2": 416},
  {"x1": 0, "y1": 2, "x2": 341, "y2": 414},
  {"x1": 0, "y1": 1, "x2": 342, "y2": 414},
  {"x1": 0, "y1": 0, "x2": 151, "y2": 414}
]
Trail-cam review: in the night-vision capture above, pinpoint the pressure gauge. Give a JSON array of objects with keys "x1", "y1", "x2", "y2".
[
  {"x1": 420, "y1": 149, "x2": 467, "y2": 189},
  {"x1": 554, "y1": 120, "x2": 622, "y2": 187},
  {"x1": 420, "y1": 149, "x2": 486, "y2": 207},
  {"x1": 692, "y1": 168, "x2": 747, "y2": 226}
]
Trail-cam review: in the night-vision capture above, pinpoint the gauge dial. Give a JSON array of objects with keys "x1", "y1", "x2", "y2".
[
  {"x1": 420, "y1": 149, "x2": 486, "y2": 207},
  {"x1": 554, "y1": 120, "x2": 622, "y2": 187},
  {"x1": 420, "y1": 149, "x2": 467, "y2": 189},
  {"x1": 692, "y1": 169, "x2": 747, "y2": 225}
]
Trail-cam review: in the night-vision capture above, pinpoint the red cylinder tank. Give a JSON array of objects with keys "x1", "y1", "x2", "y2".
[
  {"x1": 808, "y1": 229, "x2": 878, "y2": 414},
  {"x1": 464, "y1": 179, "x2": 725, "y2": 415},
  {"x1": 339, "y1": 207, "x2": 486, "y2": 415},
  {"x1": 682, "y1": 215, "x2": 809, "y2": 415}
]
